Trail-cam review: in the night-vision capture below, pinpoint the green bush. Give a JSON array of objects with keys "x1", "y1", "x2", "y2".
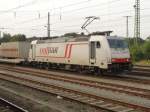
[
  {"x1": 130, "y1": 45, "x2": 144, "y2": 62},
  {"x1": 143, "y1": 41, "x2": 150, "y2": 60},
  {"x1": 128, "y1": 37, "x2": 150, "y2": 62}
]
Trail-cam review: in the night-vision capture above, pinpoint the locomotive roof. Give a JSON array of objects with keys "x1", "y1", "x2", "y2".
[
  {"x1": 35, "y1": 35, "x2": 124, "y2": 44},
  {"x1": 107, "y1": 36, "x2": 125, "y2": 40},
  {"x1": 36, "y1": 36, "x2": 90, "y2": 44}
]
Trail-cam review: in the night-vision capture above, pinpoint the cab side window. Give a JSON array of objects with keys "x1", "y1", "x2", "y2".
[
  {"x1": 31, "y1": 45, "x2": 33, "y2": 49},
  {"x1": 96, "y1": 42, "x2": 101, "y2": 48}
]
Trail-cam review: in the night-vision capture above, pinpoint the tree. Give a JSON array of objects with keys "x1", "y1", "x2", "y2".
[
  {"x1": 126, "y1": 37, "x2": 146, "y2": 62},
  {"x1": 146, "y1": 36, "x2": 150, "y2": 41},
  {"x1": 0, "y1": 33, "x2": 11, "y2": 43},
  {"x1": 10, "y1": 34, "x2": 26, "y2": 42},
  {"x1": 126, "y1": 36, "x2": 150, "y2": 62},
  {"x1": 63, "y1": 32, "x2": 79, "y2": 37},
  {"x1": 130, "y1": 45, "x2": 144, "y2": 62},
  {"x1": 143, "y1": 40, "x2": 150, "y2": 60}
]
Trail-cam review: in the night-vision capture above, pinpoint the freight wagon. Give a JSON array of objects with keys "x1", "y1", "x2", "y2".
[{"x1": 0, "y1": 42, "x2": 30, "y2": 63}]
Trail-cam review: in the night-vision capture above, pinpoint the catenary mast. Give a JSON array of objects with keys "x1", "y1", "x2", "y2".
[{"x1": 134, "y1": 0, "x2": 140, "y2": 45}]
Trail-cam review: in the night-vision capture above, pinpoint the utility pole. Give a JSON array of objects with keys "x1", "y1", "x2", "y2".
[
  {"x1": 134, "y1": 0, "x2": 140, "y2": 45},
  {"x1": 124, "y1": 16, "x2": 131, "y2": 38},
  {"x1": 47, "y1": 12, "x2": 50, "y2": 38}
]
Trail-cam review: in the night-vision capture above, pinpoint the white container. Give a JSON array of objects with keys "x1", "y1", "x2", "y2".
[{"x1": 0, "y1": 42, "x2": 30, "y2": 59}]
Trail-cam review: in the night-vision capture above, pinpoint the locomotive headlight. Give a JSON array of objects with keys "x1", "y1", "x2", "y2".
[
  {"x1": 111, "y1": 58, "x2": 116, "y2": 62},
  {"x1": 126, "y1": 58, "x2": 131, "y2": 62}
]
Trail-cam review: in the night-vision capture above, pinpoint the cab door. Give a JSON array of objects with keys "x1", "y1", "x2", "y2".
[
  {"x1": 29, "y1": 40, "x2": 37, "y2": 60},
  {"x1": 89, "y1": 41, "x2": 96, "y2": 64},
  {"x1": 32, "y1": 44, "x2": 36, "y2": 59}
]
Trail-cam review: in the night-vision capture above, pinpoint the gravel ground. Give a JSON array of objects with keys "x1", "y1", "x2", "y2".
[
  {"x1": 0, "y1": 79, "x2": 105, "y2": 112},
  {"x1": 0, "y1": 104, "x2": 14, "y2": 112},
  {"x1": 0, "y1": 70, "x2": 150, "y2": 109}
]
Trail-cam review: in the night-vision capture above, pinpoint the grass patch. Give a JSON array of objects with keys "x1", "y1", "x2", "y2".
[{"x1": 135, "y1": 60, "x2": 150, "y2": 66}]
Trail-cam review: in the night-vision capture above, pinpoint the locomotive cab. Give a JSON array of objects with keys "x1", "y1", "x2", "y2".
[
  {"x1": 107, "y1": 36, "x2": 132, "y2": 72},
  {"x1": 89, "y1": 35, "x2": 112, "y2": 70}
]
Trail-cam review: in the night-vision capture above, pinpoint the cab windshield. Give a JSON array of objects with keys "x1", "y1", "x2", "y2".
[{"x1": 107, "y1": 39, "x2": 128, "y2": 49}]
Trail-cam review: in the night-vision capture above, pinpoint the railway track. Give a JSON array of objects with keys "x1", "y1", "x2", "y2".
[
  {"x1": 0, "y1": 65, "x2": 150, "y2": 100},
  {"x1": 103, "y1": 74, "x2": 150, "y2": 85},
  {"x1": 0, "y1": 63, "x2": 150, "y2": 84},
  {"x1": 0, "y1": 64, "x2": 150, "y2": 97},
  {"x1": 131, "y1": 65, "x2": 150, "y2": 77},
  {"x1": 0, "y1": 97, "x2": 28, "y2": 112},
  {"x1": 0, "y1": 64, "x2": 149, "y2": 111},
  {"x1": 134, "y1": 66, "x2": 150, "y2": 71},
  {"x1": 0, "y1": 72, "x2": 149, "y2": 112},
  {"x1": 135, "y1": 65, "x2": 150, "y2": 68},
  {"x1": 0, "y1": 64, "x2": 150, "y2": 85}
]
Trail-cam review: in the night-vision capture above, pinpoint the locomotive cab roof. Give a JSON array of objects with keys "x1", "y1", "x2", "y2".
[{"x1": 107, "y1": 36, "x2": 125, "y2": 40}]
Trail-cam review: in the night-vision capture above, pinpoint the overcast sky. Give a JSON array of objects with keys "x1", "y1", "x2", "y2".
[{"x1": 0, "y1": 0, "x2": 149, "y2": 39}]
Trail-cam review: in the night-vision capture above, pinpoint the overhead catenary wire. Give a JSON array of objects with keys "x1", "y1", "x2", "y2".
[
  {"x1": 3, "y1": 14, "x2": 150, "y2": 31},
  {"x1": 1, "y1": 0, "x2": 124, "y2": 26},
  {"x1": 4, "y1": 0, "x2": 149, "y2": 35},
  {"x1": 4, "y1": 8, "x2": 133, "y2": 26},
  {"x1": 0, "y1": 0, "x2": 39, "y2": 14},
  {"x1": 0, "y1": 0, "x2": 149, "y2": 38},
  {"x1": 5, "y1": 4, "x2": 150, "y2": 28},
  {"x1": 0, "y1": 0, "x2": 122, "y2": 13},
  {"x1": 4, "y1": 21, "x2": 150, "y2": 37},
  {"x1": 2, "y1": 11, "x2": 150, "y2": 34}
]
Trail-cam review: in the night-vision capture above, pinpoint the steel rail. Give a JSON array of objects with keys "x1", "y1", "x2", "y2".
[
  {"x1": 0, "y1": 97, "x2": 28, "y2": 112},
  {"x1": 135, "y1": 65, "x2": 150, "y2": 68},
  {"x1": 0, "y1": 72, "x2": 149, "y2": 112},
  {"x1": 0, "y1": 64, "x2": 150, "y2": 84},
  {"x1": 0, "y1": 65, "x2": 150, "y2": 99},
  {"x1": 132, "y1": 66, "x2": 150, "y2": 76}
]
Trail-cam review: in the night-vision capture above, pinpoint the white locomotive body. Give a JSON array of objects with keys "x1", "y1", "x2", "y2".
[
  {"x1": 28, "y1": 35, "x2": 132, "y2": 72},
  {"x1": 0, "y1": 35, "x2": 132, "y2": 73}
]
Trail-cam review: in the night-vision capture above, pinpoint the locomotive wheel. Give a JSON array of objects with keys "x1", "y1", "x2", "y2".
[{"x1": 94, "y1": 68, "x2": 103, "y2": 76}]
